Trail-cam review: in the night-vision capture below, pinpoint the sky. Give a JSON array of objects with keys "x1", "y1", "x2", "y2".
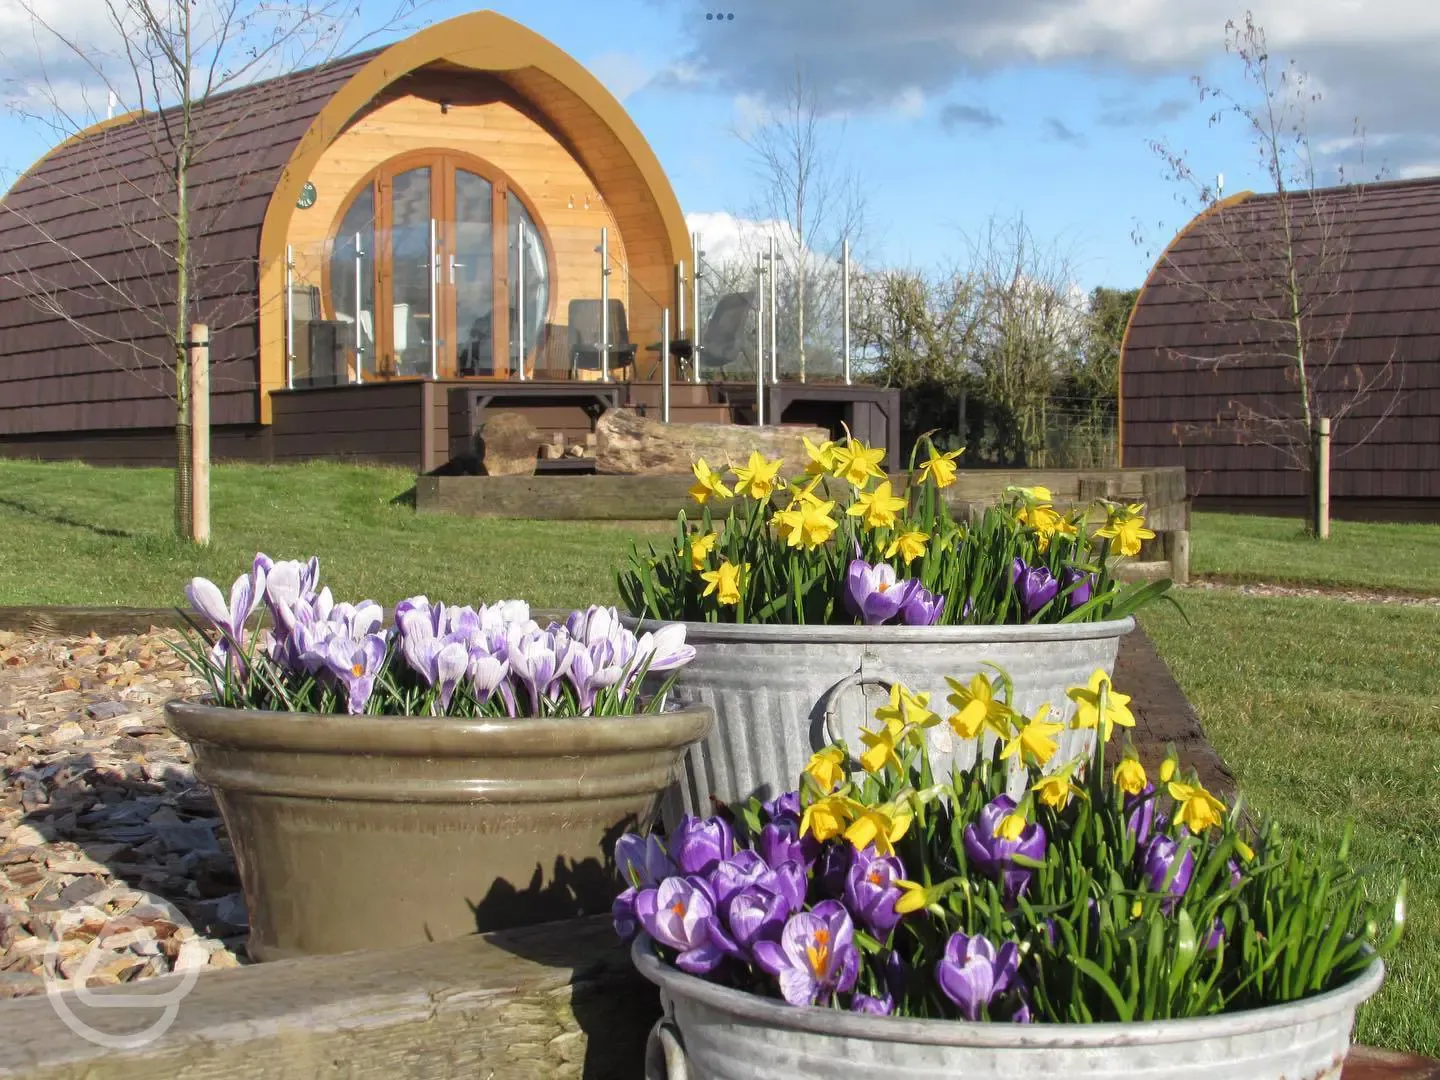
[{"x1": 0, "y1": 0, "x2": 1430, "y2": 290}]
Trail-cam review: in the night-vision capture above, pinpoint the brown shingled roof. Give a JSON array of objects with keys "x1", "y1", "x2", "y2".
[
  {"x1": 1121, "y1": 176, "x2": 1440, "y2": 502},
  {"x1": 0, "y1": 50, "x2": 376, "y2": 434}
]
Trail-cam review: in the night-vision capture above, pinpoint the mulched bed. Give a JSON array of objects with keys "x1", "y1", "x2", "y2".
[{"x1": 0, "y1": 628, "x2": 245, "y2": 998}]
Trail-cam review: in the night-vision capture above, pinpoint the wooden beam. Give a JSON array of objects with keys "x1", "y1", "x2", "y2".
[{"x1": 0, "y1": 916, "x2": 655, "y2": 1080}]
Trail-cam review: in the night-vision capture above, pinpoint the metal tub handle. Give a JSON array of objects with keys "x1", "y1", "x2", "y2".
[
  {"x1": 820, "y1": 671, "x2": 902, "y2": 747},
  {"x1": 645, "y1": 1017, "x2": 688, "y2": 1080}
]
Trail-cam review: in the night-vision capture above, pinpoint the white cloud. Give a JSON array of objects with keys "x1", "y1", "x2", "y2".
[
  {"x1": 587, "y1": 51, "x2": 652, "y2": 103},
  {"x1": 664, "y1": 0, "x2": 1440, "y2": 177},
  {"x1": 687, "y1": 210, "x2": 796, "y2": 267},
  {"x1": 891, "y1": 86, "x2": 925, "y2": 119},
  {"x1": 1396, "y1": 161, "x2": 1440, "y2": 180}
]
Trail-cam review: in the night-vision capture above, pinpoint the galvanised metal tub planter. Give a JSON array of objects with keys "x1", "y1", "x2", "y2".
[
  {"x1": 166, "y1": 701, "x2": 712, "y2": 960},
  {"x1": 624, "y1": 616, "x2": 1133, "y2": 819},
  {"x1": 635, "y1": 940, "x2": 1383, "y2": 1080}
]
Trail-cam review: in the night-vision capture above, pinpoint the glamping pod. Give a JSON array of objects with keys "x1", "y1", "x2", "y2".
[
  {"x1": 0, "y1": 11, "x2": 903, "y2": 470},
  {"x1": 1121, "y1": 177, "x2": 1440, "y2": 518}
]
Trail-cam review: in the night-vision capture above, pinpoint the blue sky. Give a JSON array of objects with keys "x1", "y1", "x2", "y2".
[{"x1": 2, "y1": 0, "x2": 1428, "y2": 291}]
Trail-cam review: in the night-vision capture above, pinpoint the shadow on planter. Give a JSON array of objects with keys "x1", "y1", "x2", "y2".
[{"x1": 466, "y1": 817, "x2": 633, "y2": 933}]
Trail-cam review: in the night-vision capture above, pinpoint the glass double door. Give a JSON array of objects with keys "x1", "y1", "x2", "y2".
[{"x1": 331, "y1": 151, "x2": 548, "y2": 380}]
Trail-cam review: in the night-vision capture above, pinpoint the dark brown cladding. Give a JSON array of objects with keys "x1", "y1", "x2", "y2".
[
  {"x1": 0, "y1": 50, "x2": 375, "y2": 439},
  {"x1": 1121, "y1": 176, "x2": 1440, "y2": 506}
]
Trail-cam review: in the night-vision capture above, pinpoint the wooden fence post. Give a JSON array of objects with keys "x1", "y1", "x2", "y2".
[
  {"x1": 1316, "y1": 416, "x2": 1331, "y2": 540},
  {"x1": 190, "y1": 324, "x2": 211, "y2": 546}
]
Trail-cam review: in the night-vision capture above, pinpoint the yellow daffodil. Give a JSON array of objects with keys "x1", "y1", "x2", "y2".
[
  {"x1": 999, "y1": 704, "x2": 1064, "y2": 768},
  {"x1": 1018, "y1": 503, "x2": 1066, "y2": 553},
  {"x1": 1113, "y1": 756, "x2": 1148, "y2": 796},
  {"x1": 1094, "y1": 509, "x2": 1156, "y2": 557},
  {"x1": 688, "y1": 532, "x2": 718, "y2": 571},
  {"x1": 858, "y1": 721, "x2": 905, "y2": 774},
  {"x1": 1066, "y1": 669, "x2": 1135, "y2": 742},
  {"x1": 700, "y1": 560, "x2": 746, "y2": 606},
  {"x1": 800, "y1": 793, "x2": 854, "y2": 842},
  {"x1": 1159, "y1": 753, "x2": 1178, "y2": 784},
  {"x1": 830, "y1": 439, "x2": 887, "y2": 488},
  {"x1": 885, "y1": 529, "x2": 930, "y2": 565},
  {"x1": 847, "y1": 479, "x2": 908, "y2": 530},
  {"x1": 1010, "y1": 485, "x2": 1052, "y2": 503},
  {"x1": 945, "y1": 672, "x2": 1017, "y2": 740},
  {"x1": 844, "y1": 803, "x2": 913, "y2": 856},
  {"x1": 730, "y1": 450, "x2": 784, "y2": 501},
  {"x1": 893, "y1": 879, "x2": 932, "y2": 915},
  {"x1": 783, "y1": 473, "x2": 826, "y2": 508},
  {"x1": 917, "y1": 445, "x2": 963, "y2": 488},
  {"x1": 802, "y1": 436, "x2": 838, "y2": 477},
  {"x1": 1235, "y1": 838, "x2": 1255, "y2": 862},
  {"x1": 1032, "y1": 768, "x2": 1085, "y2": 810},
  {"x1": 804, "y1": 746, "x2": 846, "y2": 792},
  {"x1": 791, "y1": 499, "x2": 840, "y2": 549},
  {"x1": 994, "y1": 810, "x2": 1029, "y2": 840},
  {"x1": 1169, "y1": 780, "x2": 1227, "y2": 833},
  {"x1": 873, "y1": 684, "x2": 939, "y2": 735},
  {"x1": 688, "y1": 458, "x2": 733, "y2": 504},
  {"x1": 1131, "y1": 899, "x2": 1144, "y2": 919}
]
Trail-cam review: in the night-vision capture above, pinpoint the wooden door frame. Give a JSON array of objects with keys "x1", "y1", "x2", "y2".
[{"x1": 324, "y1": 148, "x2": 557, "y2": 382}]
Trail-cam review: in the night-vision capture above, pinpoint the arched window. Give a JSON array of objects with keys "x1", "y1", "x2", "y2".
[{"x1": 326, "y1": 150, "x2": 553, "y2": 379}]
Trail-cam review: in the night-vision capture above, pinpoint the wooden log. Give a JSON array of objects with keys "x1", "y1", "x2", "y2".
[
  {"x1": 0, "y1": 608, "x2": 191, "y2": 637},
  {"x1": 595, "y1": 407, "x2": 828, "y2": 475},
  {"x1": 416, "y1": 474, "x2": 733, "y2": 520},
  {"x1": 0, "y1": 915, "x2": 656, "y2": 1080}
]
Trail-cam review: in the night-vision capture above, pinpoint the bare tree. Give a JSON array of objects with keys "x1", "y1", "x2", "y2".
[
  {"x1": 968, "y1": 215, "x2": 1085, "y2": 467},
  {"x1": 2, "y1": 0, "x2": 419, "y2": 541},
  {"x1": 1149, "y1": 12, "x2": 1400, "y2": 536},
  {"x1": 852, "y1": 264, "x2": 984, "y2": 389},
  {"x1": 736, "y1": 68, "x2": 866, "y2": 382}
]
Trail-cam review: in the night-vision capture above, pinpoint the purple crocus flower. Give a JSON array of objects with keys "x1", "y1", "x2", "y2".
[
  {"x1": 635, "y1": 877, "x2": 724, "y2": 974},
  {"x1": 709, "y1": 883, "x2": 791, "y2": 960},
  {"x1": 1141, "y1": 834, "x2": 1196, "y2": 912},
  {"x1": 1061, "y1": 567, "x2": 1096, "y2": 610},
  {"x1": 1012, "y1": 558, "x2": 1060, "y2": 621},
  {"x1": 764, "y1": 859, "x2": 807, "y2": 911},
  {"x1": 851, "y1": 994, "x2": 894, "y2": 1015},
  {"x1": 1125, "y1": 784, "x2": 1157, "y2": 846},
  {"x1": 900, "y1": 584, "x2": 945, "y2": 626},
  {"x1": 262, "y1": 556, "x2": 320, "y2": 624},
  {"x1": 671, "y1": 815, "x2": 734, "y2": 876},
  {"x1": 963, "y1": 795, "x2": 1048, "y2": 901},
  {"x1": 763, "y1": 791, "x2": 801, "y2": 822},
  {"x1": 936, "y1": 931, "x2": 1020, "y2": 1021},
  {"x1": 467, "y1": 650, "x2": 515, "y2": 714},
  {"x1": 508, "y1": 630, "x2": 574, "y2": 712},
  {"x1": 753, "y1": 900, "x2": 860, "y2": 1007},
  {"x1": 616, "y1": 833, "x2": 676, "y2": 890},
  {"x1": 1205, "y1": 917, "x2": 1227, "y2": 952},
  {"x1": 634, "y1": 623, "x2": 697, "y2": 673},
  {"x1": 186, "y1": 563, "x2": 267, "y2": 671},
  {"x1": 321, "y1": 633, "x2": 387, "y2": 715},
  {"x1": 758, "y1": 819, "x2": 815, "y2": 871},
  {"x1": 815, "y1": 841, "x2": 853, "y2": 899},
  {"x1": 844, "y1": 848, "x2": 906, "y2": 937},
  {"x1": 613, "y1": 888, "x2": 640, "y2": 942},
  {"x1": 844, "y1": 558, "x2": 919, "y2": 625},
  {"x1": 711, "y1": 850, "x2": 772, "y2": 905}
]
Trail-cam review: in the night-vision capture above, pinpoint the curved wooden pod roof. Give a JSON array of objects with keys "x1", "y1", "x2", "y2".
[
  {"x1": 1120, "y1": 177, "x2": 1440, "y2": 500},
  {"x1": 0, "y1": 10, "x2": 690, "y2": 429}
]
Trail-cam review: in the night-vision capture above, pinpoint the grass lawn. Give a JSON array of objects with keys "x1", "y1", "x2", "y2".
[
  {"x1": 1144, "y1": 591, "x2": 1440, "y2": 1055},
  {"x1": 0, "y1": 459, "x2": 664, "y2": 608},
  {"x1": 1191, "y1": 511, "x2": 1440, "y2": 594}
]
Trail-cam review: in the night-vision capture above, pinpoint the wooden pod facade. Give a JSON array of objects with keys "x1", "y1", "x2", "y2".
[
  {"x1": 0, "y1": 11, "x2": 698, "y2": 468},
  {"x1": 1121, "y1": 177, "x2": 1440, "y2": 519}
]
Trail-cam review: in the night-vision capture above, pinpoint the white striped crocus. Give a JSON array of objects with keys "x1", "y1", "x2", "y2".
[
  {"x1": 322, "y1": 633, "x2": 388, "y2": 715},
  {"x1": 186, "y1": 561, "x2": 267, "y2": 674}
]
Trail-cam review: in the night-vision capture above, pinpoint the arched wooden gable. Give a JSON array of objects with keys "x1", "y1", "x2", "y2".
[{"x1": 257, "y1": 11, "x2": 691, "y2": 419}]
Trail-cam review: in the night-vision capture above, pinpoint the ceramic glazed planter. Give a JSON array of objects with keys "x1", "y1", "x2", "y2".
[
  {"x1": 165, "y1": 701, "x2": 712, "y2": 960},
  {"x1": 634, "y1": 939, "x2": 1383, "y2": 1080},
  {"x1": 622, "y1": 616, "x2": 1133, "y2": 821}
]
